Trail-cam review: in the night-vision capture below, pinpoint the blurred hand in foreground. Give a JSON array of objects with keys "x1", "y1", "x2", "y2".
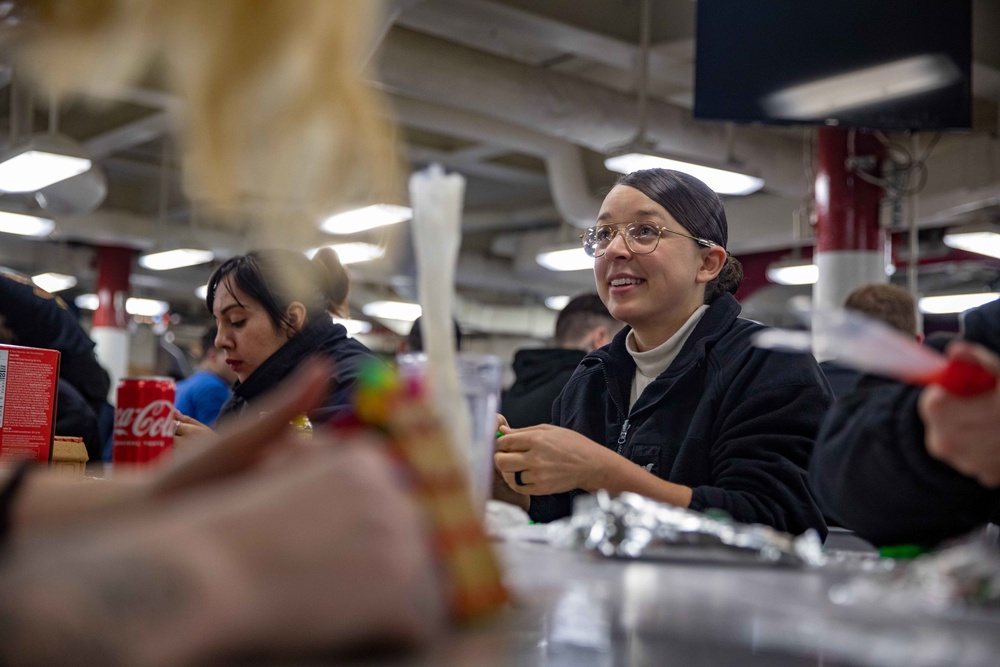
[
  {"x1": 920, "y1": 341, "x2": 1000, "y2": 487},
  {"x1": 0, "y1": 359, "x2": 445, "y2": 665}
]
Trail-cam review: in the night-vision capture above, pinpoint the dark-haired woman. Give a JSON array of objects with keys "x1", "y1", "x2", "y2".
[
  {"x1": 495, "y1": 169, "x2": 830, "y2": 537},
  {"x1": 205, "y1": 248, "x2": 377, "y2": 424}
]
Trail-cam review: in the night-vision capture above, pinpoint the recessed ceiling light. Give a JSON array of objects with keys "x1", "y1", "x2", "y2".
[
  {"x1": 766, "y1": 261, "x2": 818, "y2": 286},
  {"x1": 139, "y1": 248, "x2": 215, "y2": 271},
  {"x1": 943, "y1": 230, "x2": 1000, "y2": 260},
  {"x1": 544, "y1": 295, "x2": 571, "y2": 310},
  {"x1": 604, "y1": 154, "x2": 764, "y2": 196},
  {"x1": 332, "y1": 317, "x2": 373, "y2": 336},
  {"x1": 361, "y1": 300, "x2": 422, "y2": 321},
  {"x1": 32, "y1": 272, "x2": 77, "y2": 293},
  {"x1": 0, "y1": 211, "x2": 55, "y2": 237},
  {"x1": 75, "y1": 294, "x2": 170, "y2": 316},
  {"x1": 919, "y1": 293, "x2": 1000, "y2": 314},
  {"x1": 536, "y1": 248, "x2": 594, "y2": 272},
  {"x1": 0, "y1": 134, "x2": 93, "y2": 192},
  {"x1": 320, "y1": 204, "x2": 412, "y2": 235}
]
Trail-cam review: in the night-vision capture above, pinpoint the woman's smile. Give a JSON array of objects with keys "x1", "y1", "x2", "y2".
[{"x1": 607, "y1": 273, "x2": 646, "y2": 294}]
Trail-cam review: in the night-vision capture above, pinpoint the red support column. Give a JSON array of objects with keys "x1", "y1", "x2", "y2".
[
  {"x1": 813, "y1": 127, "x2": 887, "y2": 314},
  {"x1": 91, "y1": 245, "x2": 135, "y2": 401}
]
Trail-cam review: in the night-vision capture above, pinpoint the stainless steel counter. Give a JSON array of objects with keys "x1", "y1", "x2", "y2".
[{"x1": 346, "y1": 540, "x2": 1000, "y2": 667}]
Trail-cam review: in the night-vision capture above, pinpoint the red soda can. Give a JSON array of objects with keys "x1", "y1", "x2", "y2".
[{"x1": 113, "y1": 376, "x2": 176, "y2": 465}]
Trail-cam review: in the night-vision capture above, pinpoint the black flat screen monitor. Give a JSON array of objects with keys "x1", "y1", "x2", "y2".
[{"x1": 694, "y1": 0, "x2": 972, "y2": 130}]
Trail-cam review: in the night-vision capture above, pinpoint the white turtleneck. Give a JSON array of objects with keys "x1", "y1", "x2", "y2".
[{"x1": 626, "y1": 305, "x2": 709, "y2": 410}]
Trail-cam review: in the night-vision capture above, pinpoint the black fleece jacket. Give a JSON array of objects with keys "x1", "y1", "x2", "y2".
[
  {"x1": 809, "y1": 299, "x2": 1000, "y2": 547},
  {"x1": 218, "y1": 318, "x2": 378, "y2": 424},
  {"x1": 529, "y1": 294, "x2": 830, "y2": 538}
]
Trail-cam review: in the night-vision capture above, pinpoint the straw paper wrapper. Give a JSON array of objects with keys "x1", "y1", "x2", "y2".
[{"x1": 408, "y1": 164, "x2": 472, "y2": 479}]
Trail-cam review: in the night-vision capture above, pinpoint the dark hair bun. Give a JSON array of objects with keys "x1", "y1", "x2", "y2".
[
  {"x1": 705, "y1": 254, "x2": 743, "y2": 303},
  {"x1": 311, "y1": 247, "x2": 350, "y2": 317}
]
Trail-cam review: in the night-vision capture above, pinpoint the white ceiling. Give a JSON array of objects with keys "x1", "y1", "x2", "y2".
[{"x1": 1, "y1": 0, "x2": 999, "y2": 337}]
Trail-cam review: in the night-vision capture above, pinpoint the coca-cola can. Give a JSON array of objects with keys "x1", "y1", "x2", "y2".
[{"x1": 113, "y1": 376, "x2": 176, "y2": 465}]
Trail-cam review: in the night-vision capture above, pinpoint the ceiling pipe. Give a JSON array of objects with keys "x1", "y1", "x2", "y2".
[
  {"x1": 390, "y1": 95, "x2": 602, "y2": 227},
  {"x1": 462, "y1": 205, "x2": 560, "y2": 233},
  {"x1": 453, "y1": 293, "x2": 556, "y2": 339},
  {"x1": 377, "y1": 28, "x2": 807, "y2": 198},
  {"x1": 347, "y1": 280, "x2": 558, "y2": 340}
]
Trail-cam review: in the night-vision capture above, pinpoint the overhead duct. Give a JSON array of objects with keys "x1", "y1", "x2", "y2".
[
  {"x1": 348, "y1": 280, "x2": 559, "y2": 340},
  {"x1": 377, "y1": 28, "x2": 807, "y2": 198},
  {"x1": 391, "y1": 95, "x2": 601, "y2": 227}
]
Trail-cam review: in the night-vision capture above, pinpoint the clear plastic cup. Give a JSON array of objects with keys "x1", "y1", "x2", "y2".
[{"x1": 396, "y1": 352, "x2": 503, "y2": 511}]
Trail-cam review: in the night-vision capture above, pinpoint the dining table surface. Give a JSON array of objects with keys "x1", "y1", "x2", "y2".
[{"x1": 335, "y1": 534, "x2": 1000, "y2": 667}]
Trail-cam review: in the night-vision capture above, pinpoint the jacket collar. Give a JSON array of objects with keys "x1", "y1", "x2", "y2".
[
  {"x1": 595, "y1": 293, "x2": 743, "y2": 410},
  {"x1": 231, "y1": 317, "x2": 344, "y2": 404}
]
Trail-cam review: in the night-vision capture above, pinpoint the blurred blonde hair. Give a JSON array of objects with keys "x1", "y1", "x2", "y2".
[{"x1": 10, "y1": 0, "x2": 400, "y2": 232}]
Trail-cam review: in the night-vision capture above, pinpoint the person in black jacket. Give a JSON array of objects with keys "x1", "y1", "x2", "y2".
[
  {"x1": 501, "y1": 293, "x2": 622, "y2": 429},
  {"x1": 494, "y1": 169, "x2": 830, "y2": 537},
  {"x1": 809, "y1": 298, "x2": 1000, "y2": 547},
  {"x1": 0, "y1": 269, "x2": 110, "y2": 461},
  {"x1": 819, "y1": 283, "x2": 922, "y2": 400},
  {"x1": 0, "y1": 268, "x2": 111, "y2": 417},
  {"x1": 175, "y1": 248, "x2": 378, "y2": 439}
]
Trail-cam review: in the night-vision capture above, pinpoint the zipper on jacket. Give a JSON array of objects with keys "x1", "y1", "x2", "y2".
[{"x1": 615, "y1": 419, "x2": 631, "y2": 455}]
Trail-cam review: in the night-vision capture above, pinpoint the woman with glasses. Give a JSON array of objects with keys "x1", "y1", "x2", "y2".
[{"x1": 495, "y1": 169, "x2": 829, "y2": 537}]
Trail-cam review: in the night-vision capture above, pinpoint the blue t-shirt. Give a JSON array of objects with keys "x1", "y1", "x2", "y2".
[{"x1": 174, "y1": 371, "x2": 232, "y2": 427}]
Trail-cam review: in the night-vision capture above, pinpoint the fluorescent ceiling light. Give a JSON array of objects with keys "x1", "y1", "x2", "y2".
[
  {"x1": 195, "y1": 284, "x2": 208, "y2": 300},
  {"x1": 604, "y1": 154, "x2": 764, "y2": 196},
  {"x1": 943, "y1": 230, "x2": 1000, "y2": 260},
  {"x1": 766, "y1": 262, "x2": 818, "y2": 286},
  {"x1": 536, "y1": 248, "x2": 594, "y2": 272},
  {"x1": 361, "y1": 300, "x2": 422, "y2": 322},
  {"x1": 919, "y1": 293, "x2": 999, "y2": 315},
  {"x1": 32, "y1": 272, "x2": 77, "y2": 293},
  {"x1": 764, "y1": 55, "x2": 961, "y2": 119},
  {"x1": 127, "y1": 298, "x2": 171, "y2": 317},
  {"x1": 545, "y1": 295, "x2": 571, "y2": 310},
  {"x1": 74, "y1": 294, "x2": 99, "y2": 310},
  {"x1": 332, "y1": 317, "x2": 373, "y2": 336},
  {"x1": 0, "y1": 211, "x2": 55, "y2": 237},
  {"x1": 306, "y1": 242, "x2": 385, "y2": 264},
  {"x1": 75, "y1": 294, "x2": 170, "y2": 317},
  {"x1": 320, "y1": 204, "x2": 412, "y2": 235},
  {"x1": 0, "y1": 150, "x2": 92, "y2": 193},
  {"x1": 139, "y1": 248, "x2": 215, "y2": 271}
]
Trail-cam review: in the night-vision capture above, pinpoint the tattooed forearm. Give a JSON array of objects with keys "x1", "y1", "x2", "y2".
[
  {"x1": 0, "y1": 546, "x2": 208, "y2": 667},
  {"x1": 0, "y1": 569, "x2": 126, "y2": 667}
]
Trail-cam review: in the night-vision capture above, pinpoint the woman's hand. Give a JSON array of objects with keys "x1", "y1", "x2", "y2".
[
  {"x1": 494, "y1": 424, "x2": 617, "y2": 496},
  {"x1": 920, "y1": 341, "x2": 1000, "y2": 487},
  {"x1": 495, "y1": 413, "x2": 509, "y2": 432},
  {"x1": 149, "y1": 360, "x2": 332, "y2": 497},
  {"x1": 193, "y1": 441, "x2": 444, "y2": 657},
  {"x1": 171, "y1": 412, "x2": 217, "y2": 453},
  {"x1": 490, "y1": 414, "x2": 528, "y2": 509},
  {"x1": 1, "y1": 426, "x2": 444, "y2": 666}
]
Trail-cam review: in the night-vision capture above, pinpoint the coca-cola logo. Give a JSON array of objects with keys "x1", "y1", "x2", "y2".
[{"x1": 114, "y1": 400, "x2": 175, "y2": 439}]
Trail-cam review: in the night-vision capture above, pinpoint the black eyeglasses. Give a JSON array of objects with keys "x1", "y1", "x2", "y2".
[{"x1": 581, "y1": 222, "x2": 717, "y2": 258}]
